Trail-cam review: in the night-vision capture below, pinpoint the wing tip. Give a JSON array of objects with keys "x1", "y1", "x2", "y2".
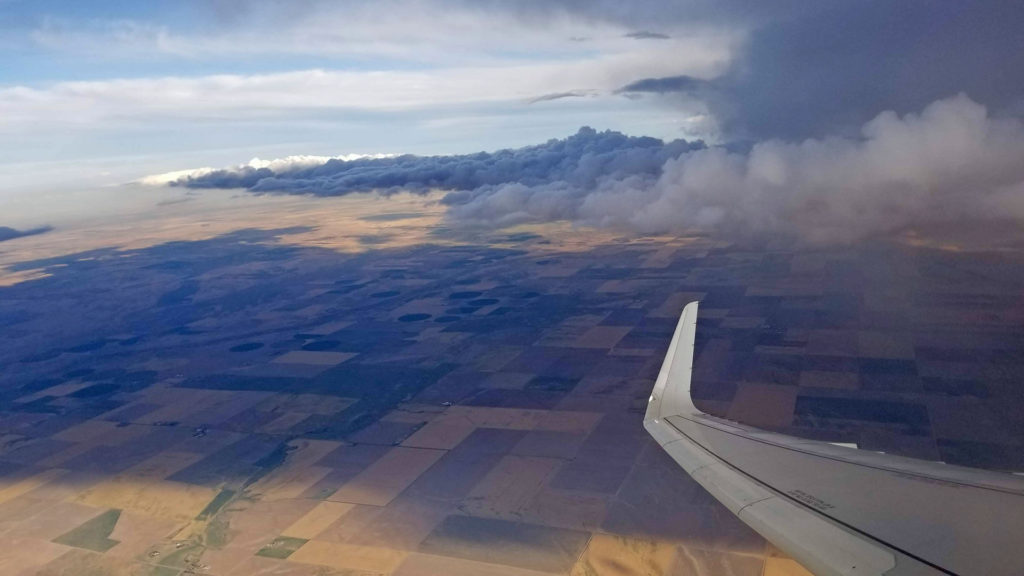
[{"x1": 645, "y1": 300, "x2": 701, "y2": 423}]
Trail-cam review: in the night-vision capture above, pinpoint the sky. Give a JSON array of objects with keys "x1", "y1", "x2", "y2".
[
  {"x1": 3, "y1": 1, "x2": 1024, "y2": 240},
  {"x1": 0, "y1": 0, "x2": 734, "y2": 193}
]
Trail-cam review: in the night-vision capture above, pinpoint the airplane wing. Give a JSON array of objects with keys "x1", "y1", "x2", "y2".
[{"x1": 645, "y1": 302, "x2": 1024, "y2": 576}]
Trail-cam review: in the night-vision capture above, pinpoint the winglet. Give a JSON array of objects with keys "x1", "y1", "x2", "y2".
[
  {"x1": 645, "y1": 300, "x2": 700, "y2": 423},
  {"x1": 644, "y1": 303, "x2": 1024, "y2": 575}
]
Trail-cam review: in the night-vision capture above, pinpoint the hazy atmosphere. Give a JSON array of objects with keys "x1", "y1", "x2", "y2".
[{"x1": 2, "y1": 2, "x2": 1023, "y2": 576}]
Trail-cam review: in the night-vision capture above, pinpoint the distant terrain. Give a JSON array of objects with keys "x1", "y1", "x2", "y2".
[{"x1": 0, "y1": 225, "x2": 52, "y2": 242}]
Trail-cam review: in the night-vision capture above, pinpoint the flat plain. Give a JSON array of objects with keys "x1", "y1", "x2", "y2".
[{"x1": 0, "y1": 194, "x2": 1022, "y2": 575}]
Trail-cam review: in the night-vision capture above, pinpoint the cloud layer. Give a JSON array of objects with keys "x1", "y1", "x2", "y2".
[
  {"x1": 608, "y1": 95, "x2": 1024, "y2": 242},
  {"x1": 175, "y1": 95, "x2": 1024, "y2": 244}
]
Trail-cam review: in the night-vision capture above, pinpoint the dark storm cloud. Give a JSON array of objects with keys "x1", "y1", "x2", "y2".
[
  {"x1": 610, "y1": 1, "x2": 1024, "y2": 140},
  {"x1": 719, "y1": 1, "x2": 1024, "y2": 139},
  {"x1": 176, "y1": 127, "x2": 705, "y2": 198}
]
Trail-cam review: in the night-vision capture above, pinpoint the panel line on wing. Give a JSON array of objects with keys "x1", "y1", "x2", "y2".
[
  {"x1": 674, "y1": 413, "x2": 1024, "y2": 497},
  {"x1": 663, "y1": 417, "x2": 960, "y2": 576}
]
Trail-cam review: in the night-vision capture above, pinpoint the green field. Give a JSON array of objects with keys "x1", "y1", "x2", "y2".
[
  {"x1": 256, "y1": 536, "x2": 309, "y2": 559},
  {"x1": 52, "y1": 508, "x2": 121, "y2": 552}
]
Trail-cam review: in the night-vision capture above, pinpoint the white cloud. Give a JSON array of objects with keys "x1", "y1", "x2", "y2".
[
  {"x1": 10, "y1": 1, "x2": 736, "y2": 133},
  {"x1": 138, "y1": 153, "x2": 393, "y2": 186},
  {"x1": 0, "y1": 40, "x2": 726, "y2": 131}
]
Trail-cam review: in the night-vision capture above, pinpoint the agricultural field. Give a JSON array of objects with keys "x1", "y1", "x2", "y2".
[{"x1": 0, "y1": 195, "x2": 1022, "y2": 575}]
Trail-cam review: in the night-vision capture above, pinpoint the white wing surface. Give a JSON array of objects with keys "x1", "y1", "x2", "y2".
[{"x1": 645, "y1": 301, "x2": 1024, "y2": 576}]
